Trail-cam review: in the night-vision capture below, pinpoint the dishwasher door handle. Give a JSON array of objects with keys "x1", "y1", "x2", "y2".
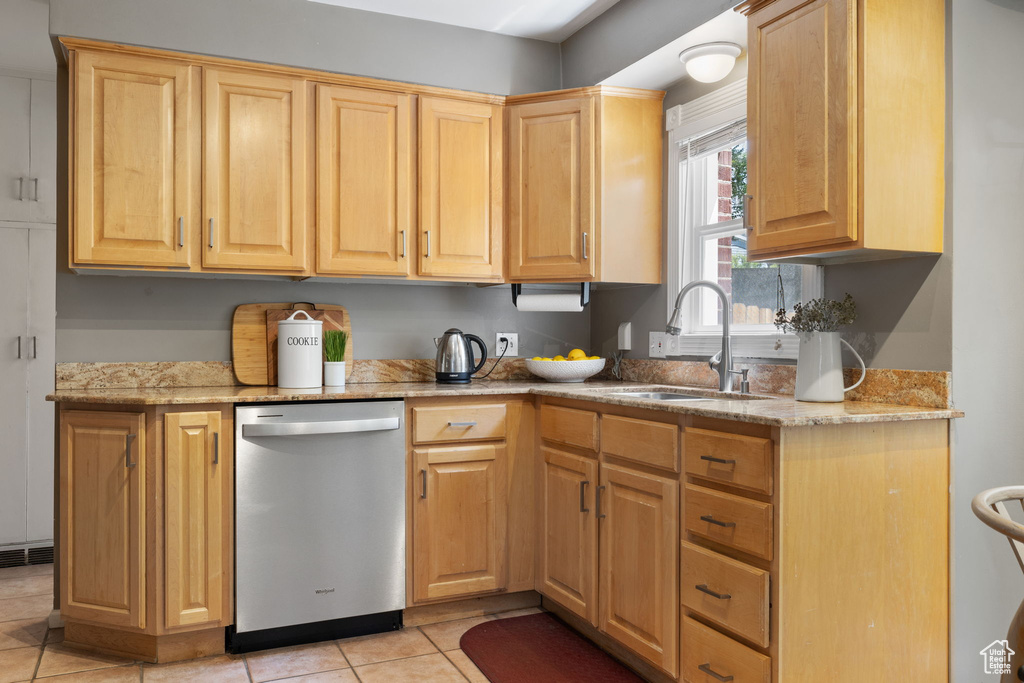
[{"x1": 242, "y1": 417, "x2": 401, "y2": 438}]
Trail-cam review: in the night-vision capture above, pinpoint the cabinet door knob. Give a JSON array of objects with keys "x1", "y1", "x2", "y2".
[
  {"x1": 420, "y1": 469, "x2": 427, "y2": 499},
  {"x1": 582, "y1": 231, "x2": 589, "y2": 260},
  {"x1": 400, "y1": 230, "x2": 406, "y2": 258},
  {"x1": 743, "y1": 194, "x2": 753, "y2": 232},
  {"x1": 595, "y1": 484, "x2": 606, "y2": 519},
  {"x1": 30, "y1": 178, "x2": 39, "y2": 202},
  {"x1": 213, "y1": 432, "x2": 219, "y2": 465},
  {"x1": 579, "y1": 480, "x2": 589, "y2": 513},
  {"x1": 16, "y1": 336, "x2": 21, "y2": 359},
  {"x1": 424, "y1": 230, "x2": 431, "y2": 258},
  {"x1": 208, "y1": 218, "x2": 214, "y2": 248},
  {"x1": 178, "y1": 216, "x2": 184, "y2": 248}
]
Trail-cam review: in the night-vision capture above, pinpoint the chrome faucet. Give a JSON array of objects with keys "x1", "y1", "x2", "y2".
[{"x1": 666, "y1": 279, "x2": 748, "y2": 393}]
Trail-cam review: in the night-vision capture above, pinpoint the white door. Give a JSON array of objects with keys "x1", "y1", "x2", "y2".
[
  {"x1": 0, "y1": 227, "x2": 30, "y2": 545},
  {"x1": 29, "y1": 80, "x2": 57, "y2": 224},
  {"x1": 26, "y1": 227, "x2": 55, "y2": 542},
  {"x1": 0, "y1": 76, "x2": 33, "y2": 222}
]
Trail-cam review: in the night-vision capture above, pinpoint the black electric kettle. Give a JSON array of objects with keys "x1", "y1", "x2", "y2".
[{"x1": 433, "y1": 329, "x2": 487, "y2": 383}]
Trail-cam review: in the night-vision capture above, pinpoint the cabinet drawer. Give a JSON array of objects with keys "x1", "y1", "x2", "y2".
[
  {"x1": 412, "y1": 404, "x2": 506, "y2": 444},
  {"x1": 681, "y1": 541, "x2": 769, "y2": 647},
  {"x1": 684, "y1": 485, "x2": 773, "y2": 560},
  {"x1": 540, "y1": 406, "x2": 598, "y2": 452},
  {"x1": 684, "y1": 428, "x2": 773, "y2": 494},
  {"x1": 601, "y1": 415, "x2": 678, "y2": 472},
  {"x1": 681, "y1": 617, "x2": 770, "y2": 683}
]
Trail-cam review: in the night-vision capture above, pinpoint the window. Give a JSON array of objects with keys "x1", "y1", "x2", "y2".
[{"x1": 666, "y1": 81, "x2": 822, "y2": 359}]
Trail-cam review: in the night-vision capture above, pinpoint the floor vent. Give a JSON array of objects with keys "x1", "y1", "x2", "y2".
[
  {"x1": 0, "y1": 546, "x2": 55, "y2": 568},
  {"x1": 0, "y1": 549, "x2": 27, "y2": 568},
  {"x1": 28, "y1": 546, "x2": 54, "y2": 565}
]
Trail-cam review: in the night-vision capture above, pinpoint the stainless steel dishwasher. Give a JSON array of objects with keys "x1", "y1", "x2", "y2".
[{"x1": 229, "y1": 400, "x2": 405, "y2": 653}]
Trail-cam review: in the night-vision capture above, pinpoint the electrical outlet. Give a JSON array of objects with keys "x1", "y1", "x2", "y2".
[
  {"x1": 496, "y1": 332, "x2": 518, "y2": 357},
  {"x1": 649, "y1": 331, "x2": 666, "y2": 358}
]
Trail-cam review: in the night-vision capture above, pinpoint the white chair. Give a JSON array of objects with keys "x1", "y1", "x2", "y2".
[{"x1": 972, "y1": 486, "x2": 1024, "y2": 682}]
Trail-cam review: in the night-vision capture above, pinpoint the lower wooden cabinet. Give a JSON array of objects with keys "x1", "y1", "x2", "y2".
[
  {"x1": 539, "y1": 447, "x2": 598, "y2": 624},
  {"x1": 57, "y1": 405, "x2": 233, "y2": 661},
  {"x1": 537, "y1": 404, "x2": 680, "y2": 678},
  {"x1": 598, "y1": 463, "x2": 679, "y2": 677},
  {"x1": 412, "y1": 443, "x2": 508, "y2": 602},
  {"x1": 163, "y1": 411, "x2": 230, "y2": 630},
  {"x1": 60, "y1": 410, "x2": 147, "y2": 629}
]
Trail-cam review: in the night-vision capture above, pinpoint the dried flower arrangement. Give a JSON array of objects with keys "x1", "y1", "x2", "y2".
[{"x1": 774, "y1": 293, "x2": 857, "y2": 333}]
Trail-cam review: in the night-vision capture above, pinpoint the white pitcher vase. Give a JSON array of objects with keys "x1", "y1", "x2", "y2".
[{"x1": 794, "y1": 332, "x2": 866, "y2": 402}]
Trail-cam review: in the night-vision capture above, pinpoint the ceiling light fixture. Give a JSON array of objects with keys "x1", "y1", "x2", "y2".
[{"x1": 678, "y1": 42, "x2": 742, "y2": 83}]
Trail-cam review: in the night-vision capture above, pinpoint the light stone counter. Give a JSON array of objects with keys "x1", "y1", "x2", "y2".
[{"x1": 48, "y1": 380, "x2": 962, "y2": 427}]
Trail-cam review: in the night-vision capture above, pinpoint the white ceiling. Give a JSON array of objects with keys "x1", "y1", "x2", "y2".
[
  {"x1": 306, "y1": 0, "x2": 620, "y2": 42},
  {"x1": 600, "y1": 8, "x2": 747, "y2": 90}
]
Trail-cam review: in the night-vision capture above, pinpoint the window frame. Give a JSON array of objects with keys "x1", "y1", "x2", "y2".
[{"x1": 665, "y1": 79, "x2": 822, "y2": 360}]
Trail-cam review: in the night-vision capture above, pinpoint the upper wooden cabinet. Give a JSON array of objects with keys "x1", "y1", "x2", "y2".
[
  {"x1": 418, "y1": 97, "x2": 503, "y2": 281},
  {"x1": 65, "y1": 41, "x2": 664, "y2": 282},
  {"x1": 72, "y1": 51, "x2": 198, "y2": 268},
  {"x1": 506, "y1": 88, "x2": 663, "y2": 283},
  {"x1": 316, "y1": 84, "x2": 414, "y2": 277},
  {"x1": 740, "y1": 0, "x2": 945, "y2": 262},
  {"x1": 202, "y1": 68, "x2": 308, "y2": 272},
  {"x1": 507, "y1": 98, "x2": 594, "y2": 280}
]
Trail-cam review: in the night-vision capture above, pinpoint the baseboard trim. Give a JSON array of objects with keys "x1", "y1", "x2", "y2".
[{"x1": 64, "y1": 622, "x2": 225, "y2": 663}]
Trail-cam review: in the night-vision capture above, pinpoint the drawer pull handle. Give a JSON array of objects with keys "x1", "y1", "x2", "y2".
[
  {"x1": 700, "y1": 514, "x2": 736, "y2": 528},
  {"x1": 595, "y1": 485, "x2": 606, "y2": 519},
  {"x1": 698, "y1": 663, "x2": 734, "y2": 682},
  {"x1": 700, "y1": 455, "x2": 736, "y2": 465},
  {"x1": 579, "y1": 480, "x2": 589, "y2": 513},
  {"x1": 447, "y1": 421, "x2": 477, "y2": 428},
  {"x1": 695, "y1": 584, "x2": 731, "y2": 600}
]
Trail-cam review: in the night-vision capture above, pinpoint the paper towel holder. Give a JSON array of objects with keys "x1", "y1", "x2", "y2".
[{"x1": 511, "y1": 282, "x2": 590, "y2": 309}]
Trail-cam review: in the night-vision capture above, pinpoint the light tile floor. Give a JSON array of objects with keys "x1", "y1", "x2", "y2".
[{"x1": 0, "y1": 564, "x2": 543, "y2": 682}]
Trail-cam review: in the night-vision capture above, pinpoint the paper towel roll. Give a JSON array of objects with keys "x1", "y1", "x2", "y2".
[{"x1": 514, "y1": 293, "x2": 584, "y2": 312}]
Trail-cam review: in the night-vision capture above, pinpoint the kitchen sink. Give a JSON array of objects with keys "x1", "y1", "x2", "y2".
[
  {"x1": 605, "y1": 390, "x2": 771, "y2": 402},
  {"x1": 608, "y1": 391, "x2": 711, "y2": 401}
]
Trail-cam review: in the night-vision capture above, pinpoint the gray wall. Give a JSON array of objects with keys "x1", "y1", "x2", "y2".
[
  {"x1": 590, "y1": 46, "x2": 952, "y2": 371},
  {"x1": 949, "y1": 0, "x2": 1024, "y2": 679},
  {"x1": 560, "y1": 0, "x2": 737, "y2": 88},
  {"x1": 49, "y1": 0, "x2": 584, "y2": 364},
  {"x1": 49, "y1": 0, "x2": 560, "y2": 95},
  {"x1": 55, "y1": 275, "x2": 588, "y2": 362}
]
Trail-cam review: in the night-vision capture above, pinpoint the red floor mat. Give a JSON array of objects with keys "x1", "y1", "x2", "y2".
[{"x1": 460, "y1": 612, "x2": 645, "y2": 683}]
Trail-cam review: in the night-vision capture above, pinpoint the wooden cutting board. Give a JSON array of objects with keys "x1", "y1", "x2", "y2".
[{"x1": 232, "y1": 303, "x2": 353, "y2": 386}]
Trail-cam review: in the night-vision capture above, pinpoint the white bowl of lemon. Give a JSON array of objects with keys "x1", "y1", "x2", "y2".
[{"x1": 525, "y1": 349, "x2": 606, "y2": 383}]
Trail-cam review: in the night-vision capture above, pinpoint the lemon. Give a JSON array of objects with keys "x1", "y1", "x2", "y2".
[
  {"x1": 588, "y1": 355, "x2": 601, "y2": 360},
  {"x1": 567, "y1": 348, "x2": 587, "y2": 361},
  {"x1": 553, "y1": 355, "x2": 566, "y2": 361},
  {"x1": 531, "y1": 356, "x2": 543, "y2": 361}
]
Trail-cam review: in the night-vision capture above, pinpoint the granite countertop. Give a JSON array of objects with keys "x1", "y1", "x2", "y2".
[{"x1": 47, "y1": 380, "x2": 963, "y2": 427}]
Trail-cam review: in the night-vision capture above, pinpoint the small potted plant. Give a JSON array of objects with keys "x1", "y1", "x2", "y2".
[
  {"x1": 323, "y1": 330, "x2": 348, "y2": 388},
  {"x1": 774, "y1": 294, "x2": 865, "y2": 402}
]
